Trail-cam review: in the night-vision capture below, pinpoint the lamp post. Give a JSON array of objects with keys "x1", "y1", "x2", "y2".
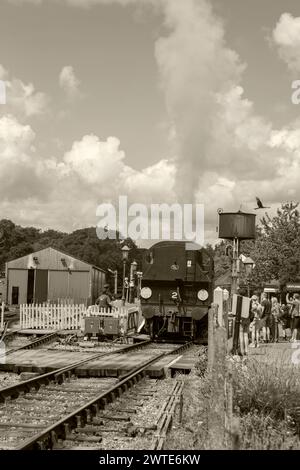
[
  {"x1": 129, "y1": 260, "x2": 137, "y2": 304},
  {"x1": 108, "y1": 268, "x2": 118, "y2": 295},
  {"x1": 136, "y1": 271, "x2": 143, "y2": 299},
  {"x1": 121, "y1": 245, "x2": 130, "y2": 305}
]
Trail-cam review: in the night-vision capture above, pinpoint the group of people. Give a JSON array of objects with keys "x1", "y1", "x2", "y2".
[{"x1": 239, "y1": 292, "x2": 300, "y2": 355}]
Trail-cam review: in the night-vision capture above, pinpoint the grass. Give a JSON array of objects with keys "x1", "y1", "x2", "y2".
[
  {"x1": 165, "y1": 353, "x2": 300, "y2": 450},
  {"x1": 231, "y1": 358, "x2": 300, "y2": 421}
]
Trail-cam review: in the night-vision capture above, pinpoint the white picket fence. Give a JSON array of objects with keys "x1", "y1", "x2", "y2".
[
  {"x1": 86, "y1": 305, "x2": 137, "y2": 318},
  {"x1": 20, "y1": 303, "x2": 140, "y2": 332},
  {"x1": 20, "y1": 304, "x2": 86, "y2": 330}
]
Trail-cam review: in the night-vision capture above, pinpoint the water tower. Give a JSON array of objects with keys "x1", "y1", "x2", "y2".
[{"x1": 218, "y1": 210, "x2": 256, "y2": 295}]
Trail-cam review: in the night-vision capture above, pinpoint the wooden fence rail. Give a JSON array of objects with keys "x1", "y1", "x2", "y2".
[{"x1": 0, "y1": 302, "x2": 4, "y2": 330}]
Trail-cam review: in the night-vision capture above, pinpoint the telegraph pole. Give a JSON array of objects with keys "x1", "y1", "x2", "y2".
[{"x1": 231, "y1": 237, "x2": 239, "y2": 295}]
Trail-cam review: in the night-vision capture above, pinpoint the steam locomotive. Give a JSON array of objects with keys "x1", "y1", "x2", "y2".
[{"x1": 140, "y1": 241, "x2": 214, "y2": 343}]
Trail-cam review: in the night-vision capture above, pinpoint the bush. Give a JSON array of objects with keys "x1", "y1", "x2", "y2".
[
  {"x1": 194, "y1": 347, "x2": 208, "y2": 377},
  {"x1": 231, "y1": 358, "x2": 300, "y2": 421},
  {"x1": 239, "y1": 412, "x2": 300, "y2": 450},
  {"x1": 165, "y1": 356, "x2": 300, "y2": 450}
]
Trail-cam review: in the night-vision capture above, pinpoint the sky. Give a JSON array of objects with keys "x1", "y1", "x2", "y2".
[{"x1": 1, "y1": 0, "x2": 300, "y2": 245}]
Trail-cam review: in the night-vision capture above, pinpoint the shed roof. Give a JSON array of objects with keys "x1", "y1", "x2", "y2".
[{"x1": 6, "y1": 246, "x2": 106, "y2": 273}]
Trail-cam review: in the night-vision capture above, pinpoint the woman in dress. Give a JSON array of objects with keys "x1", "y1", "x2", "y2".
[{"x1": 271, "y1": 297, "x2": 280, "y2": 342}]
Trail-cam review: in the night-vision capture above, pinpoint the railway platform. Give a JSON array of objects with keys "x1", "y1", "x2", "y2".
[
  {"x1": 0, "y1": 342, "x2": 199, "y2": 378},
  {"x1": 247, "y1": 340, "x2": 300, "y2": 366}
]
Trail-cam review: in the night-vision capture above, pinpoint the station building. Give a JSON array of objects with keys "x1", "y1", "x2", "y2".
[{"x1": 6, "y1": 247, "x2": 106, "y2": 306}]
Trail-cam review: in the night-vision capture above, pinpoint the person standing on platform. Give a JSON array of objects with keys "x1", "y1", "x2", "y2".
[
  {"x1": 260, "y1": 293, "x2": 271, "y2": 343},
  {"x1": 249, "y1": 295, "x2": 262, "y2": 348},
  {"x1": 239, "y1": 291, "x2": 251, "y2": 356},
  {"x1": 271, "y1": 297, "x2": 280, "y2": 342},
  {"x1": 286, "y1": 293, "x2": 300, "y2": 342},
  {"x1": 279, "y1": 302, "x2": 291, "y2": 341}
]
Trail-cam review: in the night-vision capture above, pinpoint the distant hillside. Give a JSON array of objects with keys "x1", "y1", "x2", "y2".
[{"x1": 0, "y1": 219, "x2": 140, "y2": 274}]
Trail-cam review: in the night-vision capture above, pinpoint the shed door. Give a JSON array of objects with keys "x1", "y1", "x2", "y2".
[
  {"x1": 35, "y1": 270, "x2": 48, "y2": 303},
  {"x1": 27, "y1": 269, "x2": 35, "y2": 304},
  {"x1": 11, "y1": 286, "x2": 19, "y2": 305}
]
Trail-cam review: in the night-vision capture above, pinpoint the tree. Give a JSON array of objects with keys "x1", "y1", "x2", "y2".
[
  {"x1": 0, "y1": 220, "x2": 140, "y2": 284},
  {"x1": 250, "y1": 202, "x2": 300, "y2": 288}
]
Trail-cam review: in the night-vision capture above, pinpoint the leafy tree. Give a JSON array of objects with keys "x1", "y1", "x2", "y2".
[
  {"x1": 0, "y1": 220, "x2": 140, "y2": 288},
  {"x1": 209, "y1": 203, "x2": 300, "y2": 292},
  {"x1": 250, "y1": 202, "x2": 300, "y2": 288}
]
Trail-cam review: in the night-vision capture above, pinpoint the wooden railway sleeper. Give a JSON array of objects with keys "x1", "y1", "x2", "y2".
[
  {"x1": 64, "y1": 423, "x2": 70, "y2": 436},
  {"x1": 76, "y1": 415, "x2": 83, "y2": 428},
  {"x1": 37, "y1": 440, "x2": 46, "y2": 450},
  {"x1": 92, "y1": 403, "x2": 99, "y2": 415}
]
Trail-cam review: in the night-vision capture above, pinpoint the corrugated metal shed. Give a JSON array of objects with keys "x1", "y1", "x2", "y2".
[{"x1": 6, "y1": 247, "x2": 106, "y2": 306}]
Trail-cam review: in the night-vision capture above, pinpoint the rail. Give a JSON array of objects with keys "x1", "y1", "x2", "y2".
[
  {"x1": 0, "y1": 339, "x2": 151, "y2": 402},
  {"x1": 16, "y1": 341, "x2": 193, "y2": 450}
]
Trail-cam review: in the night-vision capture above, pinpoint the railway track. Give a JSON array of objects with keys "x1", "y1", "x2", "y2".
[
  {"x1": 0, "y1": 342, "x2": 191, "y2": 450},
  {"x1": 0, "y1": 339, "x2": 151, "y2": 402},
  {"x1": 0, "y1": 331, "x2": 61, "y2": 360}
]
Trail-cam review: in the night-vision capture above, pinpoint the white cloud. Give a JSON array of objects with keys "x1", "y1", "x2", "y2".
[
  {"x1": 62, "y1": 135, "x2": 125, "y2": 185},
  {"x1": 59, "y1": 66, "x2": 81, "y2": 99},
  {"x1": 5, "y1": 0, "x2": 143, "y2": 5},
  {"x1": 0, "y1": 117, "x2": 176, "y2": 230},
  {"x1": 0, "y1": 115, "x2": 54, "y2": 200},
  {"x1": 4, "y1": 0, "x2": 300, "y2": 244},
  {"x1": 0, "y1": 64, "x2": 48, "y2": 117},
  {"x1": 5, "y1": 0, "x2": 42, "y2": 4},
  {"x1": 272, "y1": 13, "x2": 300, "y2": 73},
  {"x1": 152, "y1": 0, "x2": 300, "y2": 235}
]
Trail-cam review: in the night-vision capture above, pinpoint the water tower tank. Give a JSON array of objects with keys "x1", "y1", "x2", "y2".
[{"x1": 218, "y1": 211, "x2": 256, "y2": 240}]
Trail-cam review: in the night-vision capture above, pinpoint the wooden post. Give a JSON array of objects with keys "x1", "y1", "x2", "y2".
[
  {"x1": 225, "y1": 360, "x2": 233, "y2": 446},
  {"x1": 19, "y1": 304, "x2": 22, "y2": 329},
  {"x1": 71, "y1": 305, "x2": 74, "y2": 329},
  {"x1": 29, "y1": 304, "x2": 32, "y2": 329},
  {"x1": 53, "y1": 305, "x2": 56, "y2": 329},
  {"x1": 208, "y1": 291, "x2": 228, "y2": 448},
  {"x1": 232, "y1": 294, "x2": 243, "y2": 355},
  {"x1": 74, "y1": 305, "x2": 78, "y2": 329},
  {"x1": 208, "y1": 322, "x2": 227, "y2": 448},
  {"x1": 0, "y1": 302, "x2": 4, "y2": 330},
  {"x1": 223, "y1": 289, "x2": 229, "y2": 336},
  {"x1": 213, "y1": 287, "x2": 224, "y2": 327},
  {"x1": 23, "y1": 305, "x2": 26, "y2": 329},
  {"x1": 179, "y1": 393, "x2": 183, "y2": 424},
  {"x1": 37, "y1": 304, "x2": 40, "y2": 329},
  {"x1": 208, "y1": 303, "x2": 218, "y2": 373}
]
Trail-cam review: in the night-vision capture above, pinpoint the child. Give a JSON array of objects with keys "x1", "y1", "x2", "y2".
[
  {"x1": 271, "y1": 297, "x2": 280, "y2": 342},
  {"x1": 249, "y1": 295, "x2": 262, "y2": 348}
]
